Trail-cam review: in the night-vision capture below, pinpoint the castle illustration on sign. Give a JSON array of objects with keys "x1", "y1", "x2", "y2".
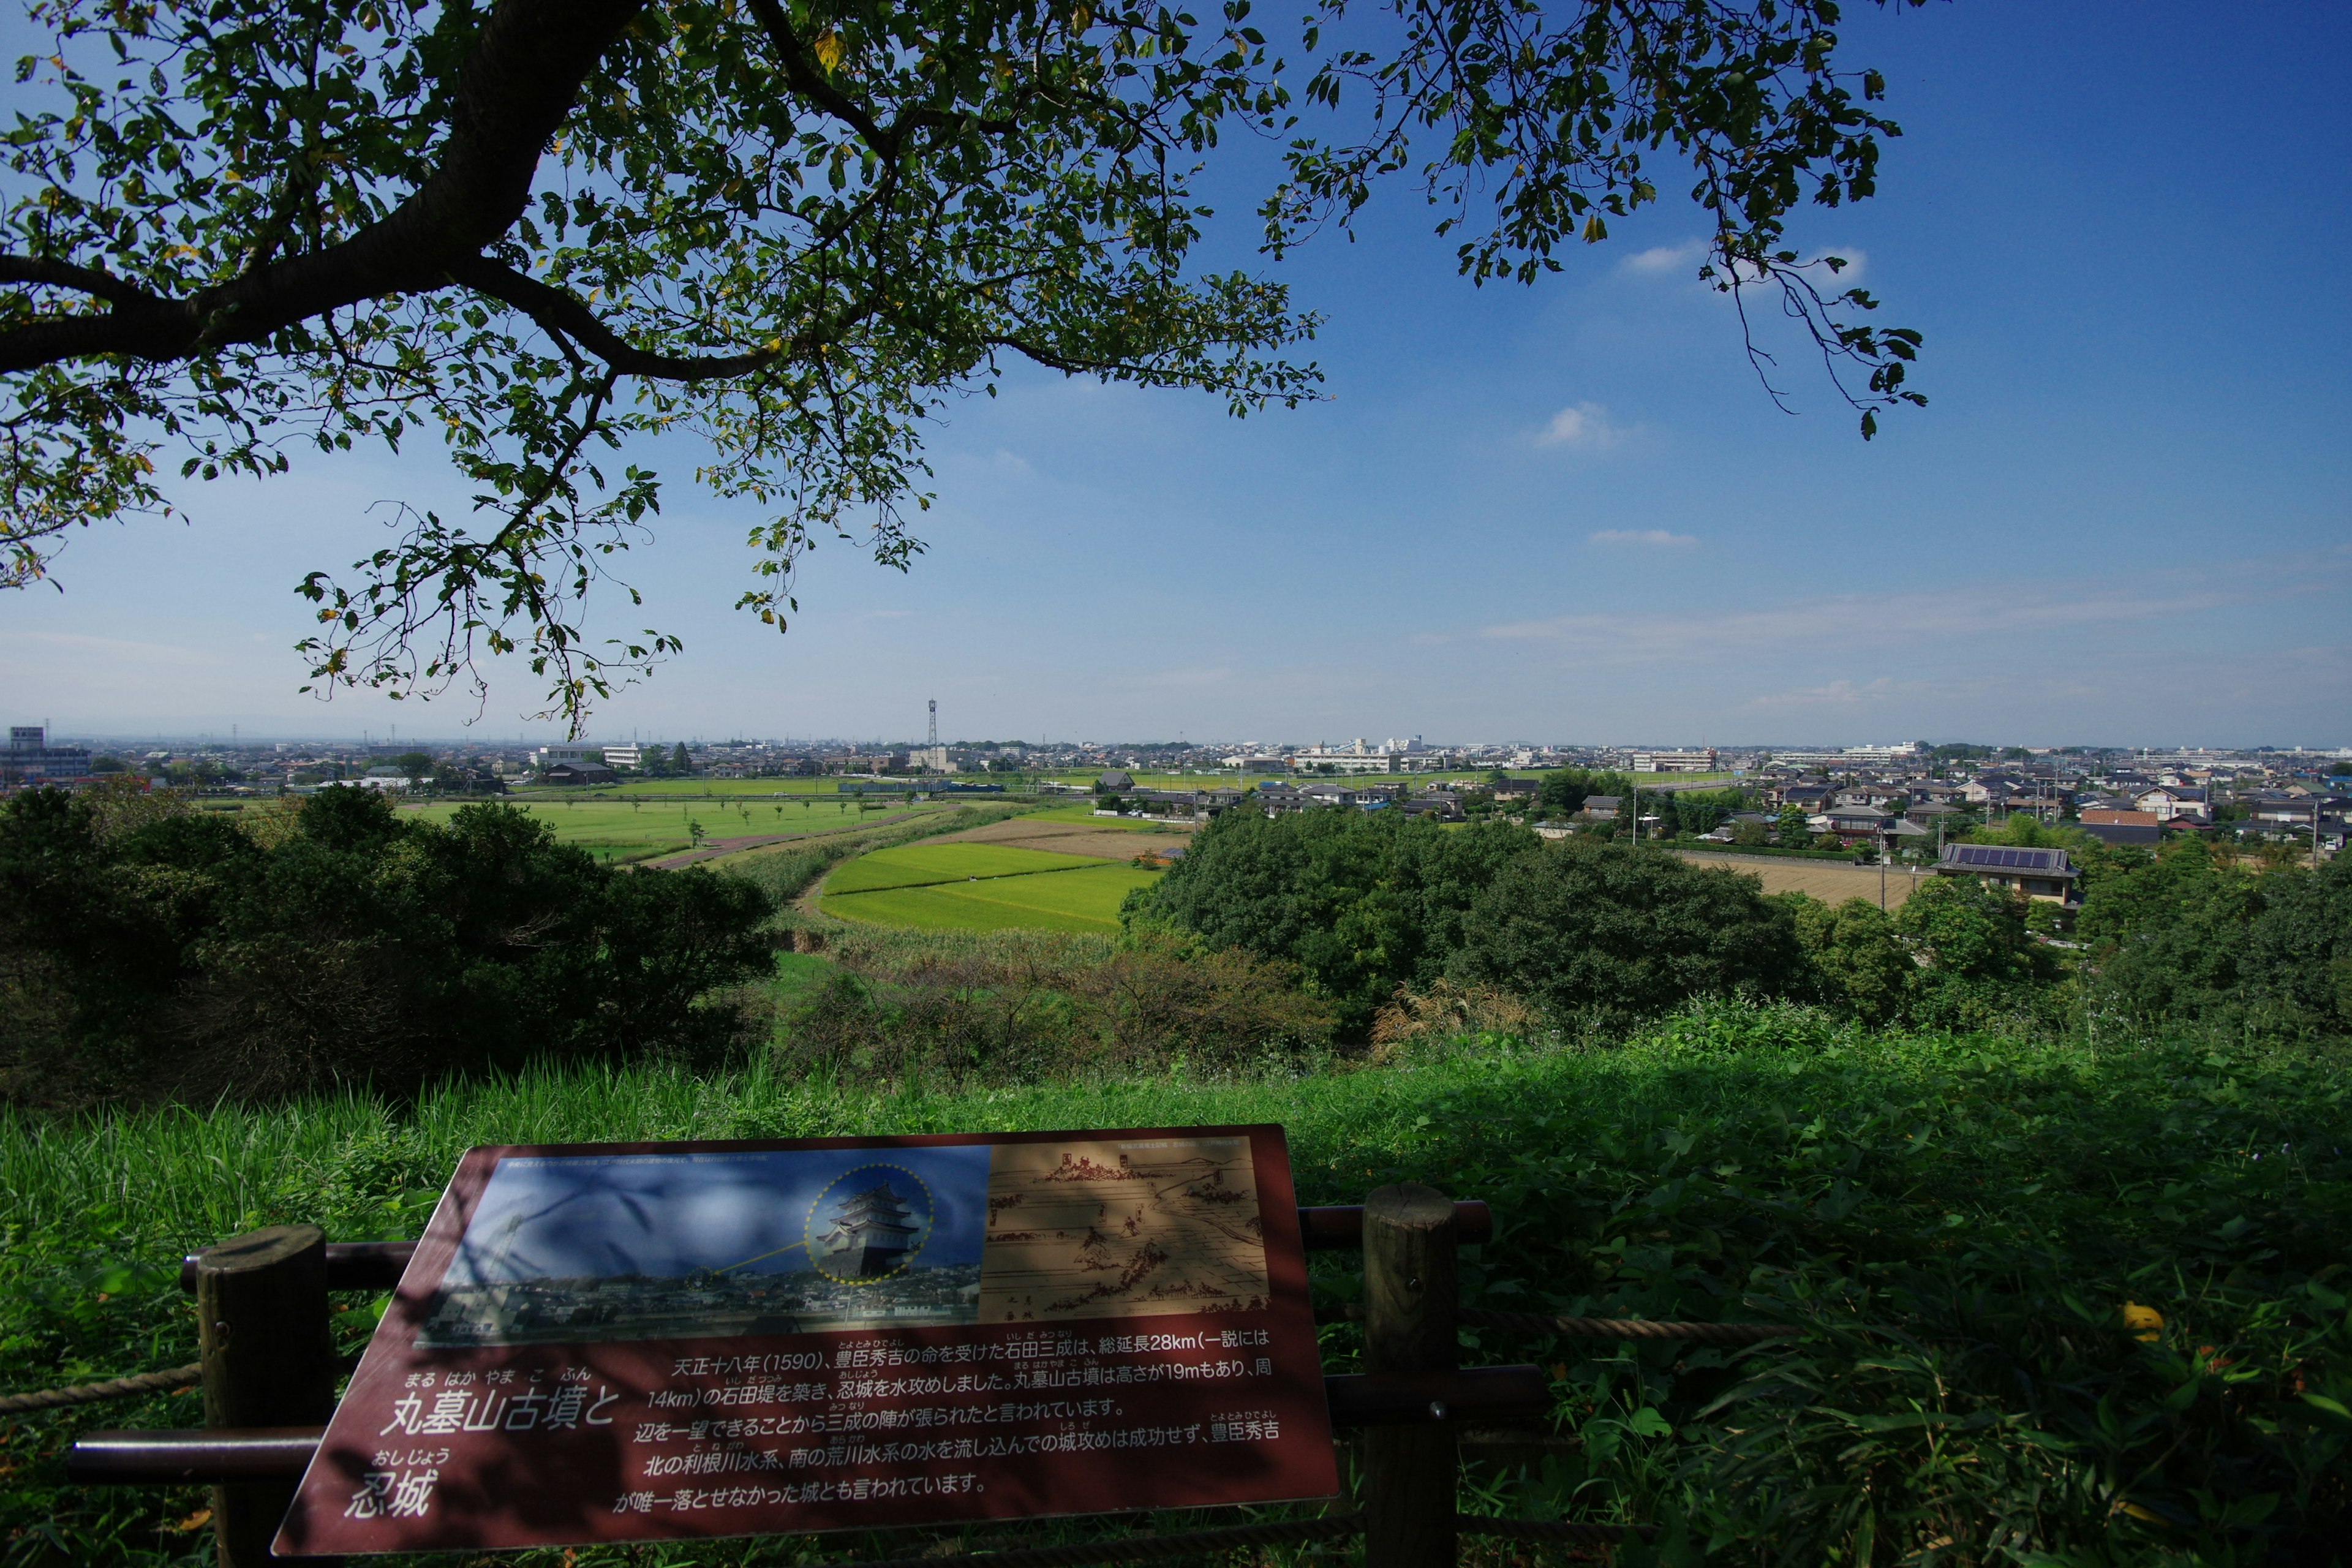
[{"x1": 816, "y1": 1182, "x2": 921, "y2": 1279}]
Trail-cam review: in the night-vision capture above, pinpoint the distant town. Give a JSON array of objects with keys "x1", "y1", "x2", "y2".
[{"x1": 5, "y1": 725, "x2": 2345, "y2": 862}]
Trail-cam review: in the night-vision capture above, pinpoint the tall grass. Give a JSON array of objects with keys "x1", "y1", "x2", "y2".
[{"x1": 4, "y1": 1009, "x2": 2346, "y2": 1564}]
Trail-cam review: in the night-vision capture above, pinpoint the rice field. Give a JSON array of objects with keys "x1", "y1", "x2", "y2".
[
  {"x1": 396, "y1": 793, "x2": 951, "y2": 861},
  {"x1": 820, "y1": 841, "x2": 1160, "y2": 931}
]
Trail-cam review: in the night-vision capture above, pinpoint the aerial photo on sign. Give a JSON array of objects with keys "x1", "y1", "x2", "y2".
[{"x1": 418, "y1": 1146, "x2": 991, "y2": 1346}]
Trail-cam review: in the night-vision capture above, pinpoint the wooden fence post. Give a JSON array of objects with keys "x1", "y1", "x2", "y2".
[
  {"x1": 194, "y1": 1225, "x2": 339, "y2": 1567},
  {"x1": 1362, "y1": 1184, "x2": 1458, "y2": 1568}
]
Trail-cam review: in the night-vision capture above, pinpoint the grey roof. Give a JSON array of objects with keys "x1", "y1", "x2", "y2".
[{"x1": 1937, "y1": 843, "x2": 2078, "y2": 877}]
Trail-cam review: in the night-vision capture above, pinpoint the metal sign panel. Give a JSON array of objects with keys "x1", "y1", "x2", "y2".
[{"x1": 275, "y1": 1125, "x2": 1336, "y2": 1555}]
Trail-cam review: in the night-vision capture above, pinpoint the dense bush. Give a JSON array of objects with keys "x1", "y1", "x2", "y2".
[
  {"x1": 2080, "y1": 839, "x2": 2352, "y2": 1040},
  {"x1": 1123, "y1": 806, "x2": 1537, "y2": 1036},
  {"x1": 0, "y1": 786, "x2": 773, "y2": 1106},
  {"x1": 769, "y1": 927, "x2": 1333, "y2": 1081},
  {"x1": 1450, "y1": 839, "x2": 1807, "y2": 1026}
]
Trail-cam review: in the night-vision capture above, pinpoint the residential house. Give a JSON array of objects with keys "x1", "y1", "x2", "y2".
[
  {"x1": 1771, "y1": 782, "x2": 1836, "y2": 813},
  {"x1": 2078, "y1": 809, "x2": 2162, "y2": 848},
  {"x1": 2136, "y1": 786, "x2": 2211, "y2": 823},
  {"x1": 1932, "y1": 843, "x2": 2080, "y2": 904}
]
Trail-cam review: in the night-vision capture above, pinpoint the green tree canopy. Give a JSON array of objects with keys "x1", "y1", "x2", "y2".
[
  {"x1": 4, "y1": 0, "x2": 1924, "y2": 727},
  {"x1": 1124, "y1": 804, "x2": 1537, "y2": 1037},
  {"x1": 1450, "y1": 839, "x2": 1805, "y2": 1025},
  {"x1": 1782, "y1": 891, "x2": 1909, "y2": 1023}
]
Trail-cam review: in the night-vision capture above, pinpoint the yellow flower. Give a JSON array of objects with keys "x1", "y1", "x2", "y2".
[{"x1": 2122, "y1": 1302, "x2": 2163, "y2": 1341}]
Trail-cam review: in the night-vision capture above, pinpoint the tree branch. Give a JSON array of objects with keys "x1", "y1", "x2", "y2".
[
  {"x1": 0, "y1": 256, "x2": 164, "y2": 310},
  {"x1": 0, "y1": 0, "x2": 649, "y2": 375},
  {"x1": 445, "y1": 257, "x2": 780, "y2": 382}
]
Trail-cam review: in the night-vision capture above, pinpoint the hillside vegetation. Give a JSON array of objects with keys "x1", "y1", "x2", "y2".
[{"x1": 1, "y1": 1012, "x2": 2343, "y2": 1564}]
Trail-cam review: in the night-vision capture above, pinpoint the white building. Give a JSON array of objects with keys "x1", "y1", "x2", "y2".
[
  {"x1": 1632, "y1": 749, "x2": 1719, "y2": 773},
  {"x1": 530, "y1": 742, "x2": 643, "y2": 771}
]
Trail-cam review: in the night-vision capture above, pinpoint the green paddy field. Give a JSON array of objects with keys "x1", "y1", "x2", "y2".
[
  {"x1": 818, "y1": 841, "x2": 1159, "y2": 932},
  {"x1": 392, "y1": 792, "x2": 956, "y2": 861}
]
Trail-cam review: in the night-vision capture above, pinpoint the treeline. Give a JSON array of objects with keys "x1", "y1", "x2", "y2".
[
  {"x1": 0, "y1": 785, "x2": 773, "y2": 1107},
  {"x1": 1123, "y1": 807, "x2": 2351, "y2": 1044}
]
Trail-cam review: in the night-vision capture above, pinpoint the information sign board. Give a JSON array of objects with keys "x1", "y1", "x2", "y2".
[{"x1": 276, "y1": 1125, "x2": 1336, "y2": 1555}]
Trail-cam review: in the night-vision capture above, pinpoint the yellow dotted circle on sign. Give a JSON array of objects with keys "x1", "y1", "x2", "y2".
[{"x1": 803, "y1": 1161, "x2": 937, "y2": 1284}]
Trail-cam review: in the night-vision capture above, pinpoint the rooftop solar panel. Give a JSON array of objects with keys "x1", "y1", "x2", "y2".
[{"x1": 1942, "y1": 845, "x2": 2073, "y2": 871}]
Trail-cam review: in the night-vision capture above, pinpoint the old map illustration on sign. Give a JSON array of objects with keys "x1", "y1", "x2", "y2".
[{"x1": 979, "y1": 1136, "x2": 1268, "y2": 1322}]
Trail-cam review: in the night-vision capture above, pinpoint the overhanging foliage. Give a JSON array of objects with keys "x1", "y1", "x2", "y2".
[{"x1": 4, "y1": 0, "x2": 1924, "y2": 726}]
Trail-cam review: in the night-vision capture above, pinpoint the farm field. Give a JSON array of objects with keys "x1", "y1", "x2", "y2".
[
  {"x1": 1676, "y1": 848, "x2": 1928, "y2": 907},
  {"x1": 1019, "y1": 801, "x2": 1191, "y2": 828},
  {"x1": 942, "y1": 814, "x2": 1188, "y2": 859},
  {"x1": 822, "y1": 840, "x2": 1100, "y2": 892},
  {"x1": 820, "y1": 840, "x2": 1159, "y2": 930},
  {"x1": 396, "y1": 794, "x2": 960, "y2": 862}
]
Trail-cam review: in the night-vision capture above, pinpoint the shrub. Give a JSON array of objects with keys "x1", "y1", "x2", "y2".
[
  {"x1": 770, "y1": 927, "x2": 1333, "y2": 1083},
  {"x1": 1368, "y1": 978, "x2": 1540, "y2": 1059},
  {"x1": 0, "y1": 786, "x2": 773, "y2": 1106}
]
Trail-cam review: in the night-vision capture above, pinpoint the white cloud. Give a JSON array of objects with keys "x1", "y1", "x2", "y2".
[
  {"x1": 1136, "y1": 666, "x2": 1234, "y2": 689},
  {"x1": 1588, "y1": 529, "x2": 1697, "y2": 549},
  {"x1": 1473, "y1": 567, "x2": 2316, "y2": 657},
  {"x1": 1814, "y1": 246, "x2": 1867, "y2": 284},
  {"x1": 1619, "y1": 241, "x2": 1705, "y2": 276},
  {"x1": 1616, "y1": 240, "x2": 1864, "y2": 289},
  {"x1": 1746, "y1": 677, "x2": 1916, "y2": 710},
  {"x1": 1533, "y1": 402, "x2": 1626, "y2": 450}
]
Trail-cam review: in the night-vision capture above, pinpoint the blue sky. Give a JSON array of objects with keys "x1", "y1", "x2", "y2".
[
  {"x1": 3, "y1": 0, "x2": 2345, "y2": 747},
  {"x1": 447, "y1": 1147, "x2": 992, "y2": 1284}
]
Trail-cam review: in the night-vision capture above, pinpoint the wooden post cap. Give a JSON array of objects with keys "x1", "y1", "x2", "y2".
[
  {"x1": 194, "y1": 1225, "x2": 326, "y2": 1275},
  {"x1": 1364, "y1": 1185, "x2": 1456, "y2": 1232}
]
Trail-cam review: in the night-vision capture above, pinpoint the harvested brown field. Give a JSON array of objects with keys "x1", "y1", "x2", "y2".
[
  {"x1": 1676, "y1": 850, "x2": 1929, "y2": 909},
  {"x1": 939, "y1": 815, "x2": 1195, "y2": 861}
]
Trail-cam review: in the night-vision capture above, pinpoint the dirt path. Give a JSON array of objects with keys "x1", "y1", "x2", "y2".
[{"x1": 1675, "y1": 850, "x2": 1929, "y2": 908}]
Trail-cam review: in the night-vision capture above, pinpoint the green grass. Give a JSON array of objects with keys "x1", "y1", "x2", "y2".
[
  {"x1": 823, "y1": 864, "x2": 1158, "y2": 932},
  {"x1": 2, "y1": 1015, "x2": 2345, "y2": 1564},
  {"x1": 820, "y1": 840, "x2": 1103, "y2": 892}
]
